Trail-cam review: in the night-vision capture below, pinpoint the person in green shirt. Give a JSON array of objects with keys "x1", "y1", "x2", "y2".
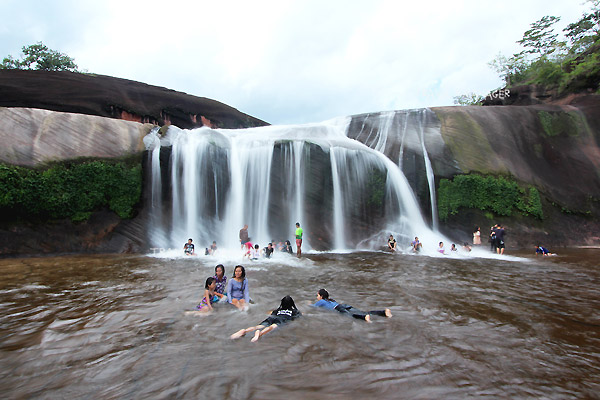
[{"x1": 295, "y1": 222, "x2": 303, "y2": 257}]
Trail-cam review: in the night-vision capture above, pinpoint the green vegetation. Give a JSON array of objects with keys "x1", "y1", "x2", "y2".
[
  {"x1": 457, "y1": 1, "x2": 599, "y2": 101},
  {"x1": 538, "y1": 110, "x2": 587, "y2": 137},
  {"x1": 366, "y1": 168, "x2": 387, "y2": 208},
  {"x1": 453, "y1": 93, "x2": 485, "y2": 106},
  {"x1": 1, "y1": 42, "x2": 79, "y2": 72},
  {"x1": 437, "y1": 174, "x2": 543, "y2": 221},
  {"x1": 489, "y1": 2, "x2": 600, "y2": 95},
  {"x1": 0, "y1": 159, "x2": 142, "y2": 223}
]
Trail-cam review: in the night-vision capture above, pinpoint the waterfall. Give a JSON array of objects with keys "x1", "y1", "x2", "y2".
[
  {"x1": 142, "y1": 128, "x2": 166, "y2": 246},
  {"x1": 329, "y1": 147, "x2": 345, "y2": 250},
  {"x1": 144, "y1": 116, "x2": 441, "y2": 253},
  {"x1": 346, "y1": 108, "x2": 441, "y2": 230},
  {"x1": 417, "y1": 110, "x2": 439, "y2": 230}
]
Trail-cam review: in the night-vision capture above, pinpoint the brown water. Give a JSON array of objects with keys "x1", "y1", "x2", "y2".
[{"x1": 0, "y1": 249, "x2": 599, "y2": 399}]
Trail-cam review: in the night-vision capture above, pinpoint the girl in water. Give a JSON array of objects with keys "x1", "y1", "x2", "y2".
[
  {"x1": 226, "y1": 265, "x2": 250, "y2": 311},
  {"x1": 230, "y1": 295, "x2": 301, "y2": 342},
  {"x1": 311, "y1": 289, "x2": 391, "y2": 322},
  {"x1": 213, "y1": 264, "x2": 227, "y2": 298},
  {"x1": 191, "y1": 277, "x2": 224, "y2": 313}
]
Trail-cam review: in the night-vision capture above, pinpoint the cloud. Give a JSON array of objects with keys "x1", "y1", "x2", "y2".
[{"x1": 0, "y1": 0, "x2": 590, "y2": 124}]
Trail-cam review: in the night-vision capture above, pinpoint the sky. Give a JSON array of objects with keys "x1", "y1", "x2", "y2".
[{"x1": 0, "y1": 0, "x2": 590, "y2": 125}]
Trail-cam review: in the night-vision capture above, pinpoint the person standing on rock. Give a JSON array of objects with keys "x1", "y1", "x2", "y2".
[
  {"x1": 239, "y1": 224, "x2": 249, "y2": 248},
  {"x1": 473, "y1": 226, "x2": 481, "y2": 245},
  {"x1": 495, "y1": 224, "x2": 506, "y2": 255},
  {"x1": 295, "y1": 222, "x2": 303, "y2": 257}
]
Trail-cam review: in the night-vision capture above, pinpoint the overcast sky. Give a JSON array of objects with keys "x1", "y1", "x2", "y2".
[{"x1": 0, "y1": 0, "x2": 590, "y2": 125}]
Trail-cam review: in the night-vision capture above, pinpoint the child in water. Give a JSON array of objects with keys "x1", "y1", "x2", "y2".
[
  {"x1": 192, "y1": 277, "x2": 225, "y2": 313},
  {"x1": 438, "y1": 242, "x2": 445, "y2": 254},
  {"x1": 230, "y1": 295, "x2": 301, "y2": 342},
  {"x1": 311, "y1": 289, "x2": 391, "y2": 322},
  {"x1": 250, "y1": 244, "x2": 261, "y2": 260}
]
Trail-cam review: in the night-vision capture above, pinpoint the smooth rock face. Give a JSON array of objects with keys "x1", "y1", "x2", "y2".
[
  {"x1": 0, "y1": 69, "x2": 268, "y2": 129},
  {"x1": 0, "y1": 107, "x2": 153, "y2": 166}
]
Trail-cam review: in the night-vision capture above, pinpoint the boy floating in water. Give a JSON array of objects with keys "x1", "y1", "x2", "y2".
[{"x1": 183, "y1": 238, "x2": 195, "y2": 256}]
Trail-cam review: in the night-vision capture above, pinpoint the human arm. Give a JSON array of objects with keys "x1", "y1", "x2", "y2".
[
  {"x1": 226, "y1": 279, "x2": 233, "y2": 303},
  {"x1": 204, "y1": 289, "x2": 213, "y2": 310},
  {"x1": 243, "y1": 279, "x2": 250, "y2": 303}
]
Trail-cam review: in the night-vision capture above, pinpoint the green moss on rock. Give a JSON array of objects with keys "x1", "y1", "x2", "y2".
[{"x1": 0, "y1": 158, "x2": 142, "y2": 223}]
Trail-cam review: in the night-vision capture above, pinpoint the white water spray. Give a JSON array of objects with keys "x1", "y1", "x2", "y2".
[{"x1": 144, "y1": 116, "x2": 445, "y2": 254}]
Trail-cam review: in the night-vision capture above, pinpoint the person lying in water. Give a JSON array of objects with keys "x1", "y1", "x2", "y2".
[
  {"x1": 311, "y1": 288, "x2": 391, "y2": 323},
  {"x1": 535, "y1": 245, "x2": 556, "y2": 256},
  {"x1": 230, "y1": 295, "x2": 301, "y2": 342}
]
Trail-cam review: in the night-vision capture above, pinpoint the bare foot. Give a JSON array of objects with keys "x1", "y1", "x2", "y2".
[
  {"x1": 230, "y1": 330, "x2": 245, "y2": 339},
  {"x1": 251, "y1": 331, "x2": 261, "y2": 342},
  {"x1": 365, "y1": 315, "x2": 372, "y2": 323},
  {"x1": 385, "y1": 308, "x2": 392, "y2": 318}
]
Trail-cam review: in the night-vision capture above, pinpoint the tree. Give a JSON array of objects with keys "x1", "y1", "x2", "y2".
[
  {"x1": 488, "y1": 52, "x2": 529, "y2": 85},
  {"x1": 563, "y1": 0, "x2": 600, "y2": 55},
  {"x1": 453, "y1": 93, "x2": 485, "y2": 106},
  {"x1": 516, "y1": 16, "x2": 564, "y2": 58},
  {"x1": 1, "y1": 42, "x2": 79, "y2": 72}
]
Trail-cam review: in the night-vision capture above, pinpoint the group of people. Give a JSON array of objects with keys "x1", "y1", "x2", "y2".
[
  {"x1": 190, "y1": 264, "x2": 250, "y2": 313},
  {"x1": 239, "y1": 223, "x2": 304, "y2": 258},
  {"x1": 388, "y1": 234, "x2": 424, "y2": 253},
  {"x1": 183, "y1": 238, "x2": 218, "y2": 256},
  {"x1": 230, "y1": 288, "x2": 392, "y2": 342},
  {"x1": 188, "y1": 263, "x2": 392, "y2": 342},
  {"x1": 387, "y1": 235, "x2": 470, "y2": 254},
  {"x1": 182, "y1": 222, "x2": 304, "y2": 259}
]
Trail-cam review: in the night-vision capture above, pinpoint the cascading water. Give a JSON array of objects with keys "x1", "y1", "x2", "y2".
[
  {"x1": 144, "y1": 115, "x2": 444, "y2": 253},
  {"x1": 142, "y1": 128, "x2": 166, "y2": 247},
  {"x1": 348, "y1": 108, "x2": 441, "y2": 230},
  {"x1": 417, "y1": 110, "x2": 439, "y2": 230}
]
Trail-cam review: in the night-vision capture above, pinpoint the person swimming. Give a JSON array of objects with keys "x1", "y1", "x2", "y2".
[
  {"x1": 311, "y1": 289, "x2": 391, "y2": 323},
  {"x1": 230, "y1": 295, "x2": 301, "y2": 342}
]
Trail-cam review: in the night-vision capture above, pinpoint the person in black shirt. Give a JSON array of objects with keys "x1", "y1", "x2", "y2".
[
  {"x1": 183, "y1": 238, "x2": 195, "y2": 256},
  {"x1": 263, "y1": 242, "x2": 274, "y2": 258},
  {"x1": 230, "y1": 296, "x2": 301, "y2": 342}
]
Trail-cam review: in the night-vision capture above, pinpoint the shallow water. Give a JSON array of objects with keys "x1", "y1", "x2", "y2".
[{"x1": 0, "y1": 249, "x2": 599, "y2": 399}]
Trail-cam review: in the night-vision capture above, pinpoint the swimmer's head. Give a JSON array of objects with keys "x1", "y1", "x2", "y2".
[
  {"x1": 318, "y1": 288, "x2": 330, "y2": 300},
  {"x1": 279, "y1": 295, "x2": 297, "y2": 311},
  {"x1": 234, "y1": 265, "x2": 246, "y2": 279},
  {"x1": 205, "y1": 277, "x2": 216, "y2": 289}
]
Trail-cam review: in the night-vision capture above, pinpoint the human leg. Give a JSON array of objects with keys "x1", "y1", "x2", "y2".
[
  {"x1": 231, "y1": 298, "x2": 247, "y2": 310},
  {"x1": 339, "y1": 305, "x2": 369, "y2": 321},
  {"x1": 368, "y1": 309, "x2": 392, "y2": 318},
  {"x1": 230, "y1": 325, "x2": 263, "y2": 339},
  {"x1": 251, "y1": 324, "x2": 278, "y2": 342}
]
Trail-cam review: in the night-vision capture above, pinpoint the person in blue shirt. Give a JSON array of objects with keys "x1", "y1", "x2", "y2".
[
  {"x1": 535, "y1": 245, "x2": 556, "y2": 256},
  {"x1": 226, "y1": 265, "x2": 250, "y2": 310},
  {"x1": 311, "y1": 289, "x2": 392, "y2": 323}
]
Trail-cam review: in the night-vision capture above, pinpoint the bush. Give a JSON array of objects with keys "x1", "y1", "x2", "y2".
[
  {"x1": 0, "y1": 160, "x2": 142, "y2": 222},
  {"x1": 437, "y1": 174, "x2": 543, "y2": 221}
]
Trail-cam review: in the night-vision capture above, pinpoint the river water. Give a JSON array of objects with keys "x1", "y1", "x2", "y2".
[{"x1": 0, "y1": 248, "x2": 599, "y2": 399}]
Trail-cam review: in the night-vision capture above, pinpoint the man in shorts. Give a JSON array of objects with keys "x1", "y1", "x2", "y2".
[{"x1": 295, "y1": 222, "x2": 303, "y2": 257}]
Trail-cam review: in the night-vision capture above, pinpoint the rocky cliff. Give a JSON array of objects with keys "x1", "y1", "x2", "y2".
[
  {"x1": 1, "y1": 70, "x2": 599, "y2": 255},
  {"x1": 0, "y1": 69, "x2": 268, "y2": 129}
]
